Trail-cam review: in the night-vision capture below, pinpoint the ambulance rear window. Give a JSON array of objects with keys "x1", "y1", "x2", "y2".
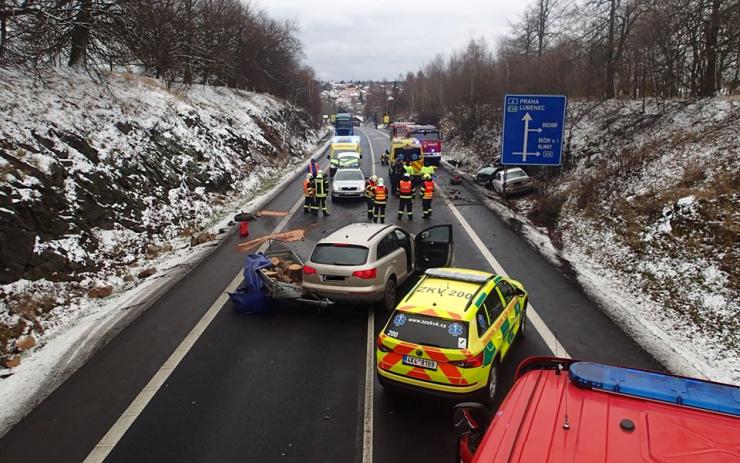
[{"x1": 385, "y1": 311, "x2": 468, "y2": 350}]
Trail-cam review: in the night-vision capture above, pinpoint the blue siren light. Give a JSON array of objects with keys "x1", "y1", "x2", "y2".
[{"x1": 568, "y1": 362, "x2": 740, "y2": 417}]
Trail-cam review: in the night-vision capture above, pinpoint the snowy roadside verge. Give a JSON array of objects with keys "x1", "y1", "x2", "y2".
[
  {"x1": 0, "y1": 134, "x2": 330, "y2": 437},
  {"x1": 440, "y1": 160, "x2": 723, "y2": 382}
]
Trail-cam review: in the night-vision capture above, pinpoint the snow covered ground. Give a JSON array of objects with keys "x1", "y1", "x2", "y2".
[
  {"x1": 0, "y1": 67, "x2": 328, "y2": 435},
  {"x1": 443, "y1": 97, "x2": 739, "y2": 384}
]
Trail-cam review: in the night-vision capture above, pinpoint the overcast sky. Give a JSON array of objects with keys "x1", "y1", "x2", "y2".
[{"x1": 262, "y1": 0, "x2": 529, "y2": 81}]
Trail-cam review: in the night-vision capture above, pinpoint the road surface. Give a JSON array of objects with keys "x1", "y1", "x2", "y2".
[{"x1": 0, "y1": 127, "x2": 662, "y2": 463}]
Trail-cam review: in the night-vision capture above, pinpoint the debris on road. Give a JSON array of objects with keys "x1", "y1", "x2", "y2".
[
  {"x1": 257, "y1": 210, "x2": 289, "y2": 217},
  {"x1": 236, "y1": 229, "x2": 305, "y2": 253}
]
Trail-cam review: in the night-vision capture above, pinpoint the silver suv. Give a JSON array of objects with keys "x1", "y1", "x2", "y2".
[{"x1": 302, "y1": 223, "x2": 454, "y2": 311}]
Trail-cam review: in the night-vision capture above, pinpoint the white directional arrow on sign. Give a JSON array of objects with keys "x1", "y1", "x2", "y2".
[{"x1": 512, "y1": 112, "x2": 541, "y2": 162}]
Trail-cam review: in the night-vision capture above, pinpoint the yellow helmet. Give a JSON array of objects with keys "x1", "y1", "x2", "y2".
[{"x1": 424, "y1": 174, "x2": 432, "y2": 180}]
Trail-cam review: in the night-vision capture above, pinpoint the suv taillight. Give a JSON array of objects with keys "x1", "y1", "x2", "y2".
[
  {"x1": 450, "y1": 351, "x2": 482, "y2": 368},
  {"x1": 352, "y1": 268, "x2": 377, "y2": 279},
  {"x1": 303, "y1": 265, "x2": 317, "y2": 275}
]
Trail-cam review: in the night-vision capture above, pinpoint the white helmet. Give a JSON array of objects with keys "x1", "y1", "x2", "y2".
[
  {"x1": 370, "y1": 175, "x2": 378, "y2": 182},
  {"x1": 306, "y1": 173, "x2": 313, "y2": 179},
  {"x1": 377, "y1": 178, "x2": 384, "y2": 186}
]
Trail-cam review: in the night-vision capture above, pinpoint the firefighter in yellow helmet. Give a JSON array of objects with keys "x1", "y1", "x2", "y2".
[
  {"x1": 313, "y1": 170, "x2": 330, "y2": 216},
  {"x1": 303, "y1": 173, "x2": 315, "y2": 213},
  {"x1": 420, "y1": 173, "x2": 435, "y2": 219}
]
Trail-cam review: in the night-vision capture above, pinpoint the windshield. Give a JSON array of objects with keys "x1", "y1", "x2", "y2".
[
  {"x1": 311, "y1": 244, "x2": 369, "y2": 266},
  {"x1": 334, "y1": 169, "x2": 364, "y2": 181},
  {"x1": 410, "y1": 130, "x2": 440, "y2": 142},
  {"x1": 384, "y1": 311, "x2": 469, "y2": 349},
  {"x1": 394, "y1": 148, "x2": 421, "y2": 162},
  {"x1": 392, "y1": 127, "x2": 411, "y2": 138}
]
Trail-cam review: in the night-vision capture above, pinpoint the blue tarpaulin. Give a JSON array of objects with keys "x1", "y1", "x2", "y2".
[{"x1": 229, "y1": 253, "x2": 272, "y2": 314}]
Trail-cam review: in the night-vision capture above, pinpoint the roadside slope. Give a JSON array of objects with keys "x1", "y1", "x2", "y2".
[
  {"x1": 443, "y1": 97, "x2": 739, "y2": 383},
  {"x1": 0, "y1": 67, "x2": 325, "y2": 432}
]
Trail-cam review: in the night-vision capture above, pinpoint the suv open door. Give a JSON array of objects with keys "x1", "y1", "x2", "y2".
[{"x1": 414, "y1": 225, "x2": 454, "y2": 271}]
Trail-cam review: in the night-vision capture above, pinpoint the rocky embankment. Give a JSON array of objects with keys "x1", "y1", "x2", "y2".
[{"x1": 0, "y1": 68, "x2": 322, "y2": 367}]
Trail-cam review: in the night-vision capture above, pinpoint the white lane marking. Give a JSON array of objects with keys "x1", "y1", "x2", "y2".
[
  {"x1": 362, "y1": 309, "x2": 375, "y2": 463},
  {"x1": 356, "y1": 127, "x2": 376, "y2": 463},
  {"x1": 84, "y1": 192, "x2": 307, "y2": 463},
  {"x1": 436, "y1": 183, "x2": 571, "y2": 358},
  {"x1": 357, "y1": 127, "x2": 376, "y2": 177}
]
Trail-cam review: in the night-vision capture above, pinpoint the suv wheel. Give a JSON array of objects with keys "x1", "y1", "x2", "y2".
[{"x1": 379, "y1": 277, "x2": 396, "y2": 312}]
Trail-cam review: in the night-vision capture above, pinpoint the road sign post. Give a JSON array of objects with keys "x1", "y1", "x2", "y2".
[{"x1": 501, "y1": 95, "x2": 567, "y2": 166}]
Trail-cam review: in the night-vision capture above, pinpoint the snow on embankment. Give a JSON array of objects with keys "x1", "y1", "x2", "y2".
[
  {"x1": 0, "y1": 67, "x2": 322, "y2": 420},
  {"x1": 444, "y1": 98, "x2": 740, "y2": 384}
]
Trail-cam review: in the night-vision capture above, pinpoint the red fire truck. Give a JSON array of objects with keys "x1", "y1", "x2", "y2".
[
  {"x1": 455, "y1": 357, "x2": 740, "y2": 463},
  {"x1": 389, "y1": 122, "x2": 414, "y2": 140},
  {"x1": 409, "y1": 125, "x2": 442, "y2": 166}
]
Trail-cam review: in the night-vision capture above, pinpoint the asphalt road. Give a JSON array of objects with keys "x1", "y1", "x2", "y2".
[{"x1": 0, "y1": 127, "x2": 662, "y2": 463}]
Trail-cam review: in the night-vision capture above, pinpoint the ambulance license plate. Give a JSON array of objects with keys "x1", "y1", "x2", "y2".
[{"x1": 403, "y1": 355, "x2": 437, "y2": 370}]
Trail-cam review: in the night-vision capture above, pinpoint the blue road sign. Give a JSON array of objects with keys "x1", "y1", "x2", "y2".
[{"x1": 501, "y1": 95, "x2": 567, "y2": 166}]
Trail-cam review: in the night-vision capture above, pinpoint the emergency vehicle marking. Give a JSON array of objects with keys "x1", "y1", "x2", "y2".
[
  {"x1": 414, "y1": 286, "x2": 473, "y2": 299},
  {"x1": 377, "y1": 272, "x2": 528, "y2": 394}
]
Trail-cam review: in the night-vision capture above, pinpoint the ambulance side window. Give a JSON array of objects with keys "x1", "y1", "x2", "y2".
[
  {"x1": 497, "y1": 281, "x2": 516, "y2": 304},
  {"x1": 475, "y1": 306, "x2": 490, "y2": 337},
  {"x1": 483, "y1": 291, "x2": 505, "y2": 322}
]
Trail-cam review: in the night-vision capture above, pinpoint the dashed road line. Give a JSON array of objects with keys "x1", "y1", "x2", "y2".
[{"x1": 356, "y1": 127, "x2": 376, "y2": 463}]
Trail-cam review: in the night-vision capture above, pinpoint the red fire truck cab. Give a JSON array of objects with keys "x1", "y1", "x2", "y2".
[
  {"x1": 455, "y1": 356, "x2": 740, "y2": 463},
  {"x1": 409, "y1": 125, "x2": 442, "y2": 166},
  {"x1": 389, "y1": 121, "x2": 414, "y2": 140}
]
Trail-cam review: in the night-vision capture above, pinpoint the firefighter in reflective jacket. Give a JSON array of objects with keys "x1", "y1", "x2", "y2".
[
  {"x1": 314, "y1": 170, "x2": 330, "y2": 216},
  {"x1": 303, "y1": 173, "x2": 315, "y2": 213},
  {"x1": 397, "y1": 173, "x2": 415, "y2": 220},
  {"x1": 364, "y1": 175, "x2": 377, "y2": 220},
  {"x1": 420, "y1": 173, "x2": 435, "y2": 219},
  {"x1": 373, "y1": 178, "x2": 388, "y2": 224}
]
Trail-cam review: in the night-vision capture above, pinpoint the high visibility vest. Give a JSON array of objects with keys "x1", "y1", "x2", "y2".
[
  {"x1": 404, "y1": 165, "x2": 414, "y2": 176},
  {"x1": 399, "y1": 180, "x2": 414, "y2": 199},
  {"x1": 422, "y1": 180, "x2": 434, "y2": 199},
  {"x1": 365, "y1": 181, "x2": 376, "y2": 198},
  {"x1": 315, "y1": 176, "x2": 328, "y2": 197},
  {"x1": 374, "y1": 185, "x2": 388, "y2": 203},
  {"x1": 303, "y1": 179, "x2": 314, "y2": 197},
  {"x1": 421, "y1": 166, "x2": 435, "y2": 177}
]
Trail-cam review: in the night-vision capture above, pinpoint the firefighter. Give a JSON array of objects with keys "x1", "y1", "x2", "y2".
[
  {"x1": 381, "y1": 149, "x2": 389, "y2": 166},
  {"x1": 373, "y1": 177, "x2": 388, "y2": 224},
  {"x1": 314, "y1": 170, "x2": 330, "y2": 216},
  {"x1": 397, "y1": 172, "x2": 415, "y2": 220},
  {"x1": 420, "y1": 173, "x2": 435, "y2": 219},
  {"x1": 364, "y1": 175, "x2": 377, "y2": 220},
  {"x1": 388, "y1": 157, "x2": 400, "y2": 195},
  {"x1": 403, "y1": 161, "x2": 415, "y2": 177},
  {"x1": 303, "y1": 173, "x2": 315, "y2": 213},
  {"x1": 420, "y1": 164, "x2": 436, "y2": 180}
]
